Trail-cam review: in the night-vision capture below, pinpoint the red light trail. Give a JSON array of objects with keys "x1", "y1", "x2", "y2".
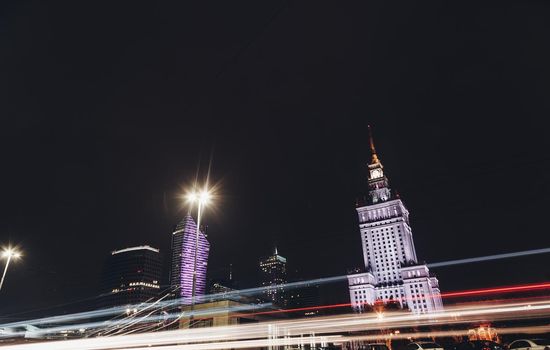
[
  {"x1": 440, "y1": 281, "x2": 550, "y2": 298},
  {"x1": 234, "y1": 281, "x2": 550, "y2": 318}
]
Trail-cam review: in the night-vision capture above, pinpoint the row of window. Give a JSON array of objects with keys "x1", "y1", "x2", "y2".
[{"x1": 371, "y1": 226, "x2": 402, "y2": 233}]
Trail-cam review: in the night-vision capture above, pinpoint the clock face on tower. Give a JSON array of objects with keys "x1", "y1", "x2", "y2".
[{"x1": 371, "y1": 168, "x2": 382, "y2": 179}]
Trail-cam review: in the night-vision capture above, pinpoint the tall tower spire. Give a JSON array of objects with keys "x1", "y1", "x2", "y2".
[
  {"x1": 366, "y1": 125, "x2": 390, "y2": 203},
  {"x1": 368, "y1": 125, "x2": 380, "y2": 164}
]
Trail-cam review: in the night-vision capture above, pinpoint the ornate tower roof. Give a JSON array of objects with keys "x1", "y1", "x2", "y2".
[
  {"x1": 366, "y1": 125, "x2": 391, "y2": 203},
  {"x1": 368, "y1": 125, "x2": 380, "y2": 165}
]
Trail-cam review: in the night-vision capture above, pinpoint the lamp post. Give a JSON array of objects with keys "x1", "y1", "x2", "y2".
[
  {"x1": 185, "y1": 188, "x2": 211, "y2": 323},
  {"x1": 0, "y1": 247, "x2": 21, "y2": 291}
]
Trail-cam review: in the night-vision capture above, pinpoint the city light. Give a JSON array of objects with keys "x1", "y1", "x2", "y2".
[
  {"x1": 2, "y1": 4, "x2": 548, "y2": 350},
  {"x1": 1, "y1": 247, "x2": 21, "y2": 260},
  {"x1": 2, "y1": 299, "x2": 550, "y2": 349},
  {"x1": 0, "y1": 246, "x2": 22, "y2": 291},
  {"x1": 186, "y1": 189, "x2": 212, "y2": 206}
]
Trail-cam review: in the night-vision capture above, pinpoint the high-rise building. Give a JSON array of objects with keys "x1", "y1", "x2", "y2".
[
  {"x1": 259, "y1": 248, "x2": 287, "y2": 306},
  {"x1": 347, "y1": 126, "x2": 443, "y2": 314},
  {"x1": 101, "y1": 245, "x2": 162, "y2": 307},
  {"x1": 169, "y1": 214, "x2": 210, "y2": 304}
]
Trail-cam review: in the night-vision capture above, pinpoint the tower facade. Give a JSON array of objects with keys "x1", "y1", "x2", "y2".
[
  {"x1": 101, "y1": 245, "x2": 162, "y2": 307},
  {"x1": 170, "y1": 215, "x2": 210, "y2": 304},
  {"x1": 347, "y1": 126, "x2": 443, "y2": 314},
  {"x1": 259, "y1": 248, "x2": 287, "y2": 307}
]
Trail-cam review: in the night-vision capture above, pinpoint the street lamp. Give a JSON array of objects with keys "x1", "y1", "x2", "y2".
[
  {"x1": 0, "y1": 247, "x2": 22, "y2": 291},
  {"x1": 185, "y1": 188, "x2": 212, "y2": 317}
]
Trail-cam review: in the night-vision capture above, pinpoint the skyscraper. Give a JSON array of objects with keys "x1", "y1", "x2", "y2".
[
  {"x1": 101, "y1": 245, "x2": 162, "y2": 307},
  {"x1": 347, "y1": 126, "x2": 443, "y2": 314},
  {"x1": 259, "y1": 248, "x2": 287, "y2": 306},
  {"x1": 169, "y1": 214, "x2": 210, "y2": 304}
]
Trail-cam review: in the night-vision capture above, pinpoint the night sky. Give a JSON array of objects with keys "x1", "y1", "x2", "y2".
[{"x1": 1, "y1": 1, "x2": 550, "y2": 317}]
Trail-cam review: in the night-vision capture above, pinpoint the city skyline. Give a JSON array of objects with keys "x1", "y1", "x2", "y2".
[{"x1": 1, "y1": 1, "x2": 549, "y2": 318}]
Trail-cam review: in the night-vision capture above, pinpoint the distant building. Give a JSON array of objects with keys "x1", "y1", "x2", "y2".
[
  {"x1": 347, "y1": 126, "x2": 443, "y2": 314},
  {"x1": 287, "y1": 282, "x2": 321, "y2": 317},
  {"x1": 210, "y1": 281, "x2": 235, "y2": 295},
  {"x1": 209, "y1": 264, "x2": 237, "y2": 294},
  {"x1": 101, "y1": 245, "x2": 162, "y2": 307},
  {"x1": 179, "y1": 300, "x2": 277, "y2": 328},
  {"x1": 169, "y1": 214, "x2": 210, "y2": 304},
  {"x1": 259, "y1": 248, "x2": 287, "y2": 307}
]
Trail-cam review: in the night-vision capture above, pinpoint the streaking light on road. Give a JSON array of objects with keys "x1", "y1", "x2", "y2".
[{"x1": 428, "y1": 247, "x2": 550, "y2": 268}]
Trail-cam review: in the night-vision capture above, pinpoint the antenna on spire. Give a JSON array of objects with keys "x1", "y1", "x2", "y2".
[
  {"x1": 274, "y1": 246, "x2": 278, "y2": 255},
  {"x1": 229, "y1": 263, "x2": 233, "y2": 281},
  {"x1": 368, "y1": 125, "x2": 380, "y2": 164}
]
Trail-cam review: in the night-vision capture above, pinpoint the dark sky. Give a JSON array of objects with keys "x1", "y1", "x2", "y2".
[{"x1": 1, "y1": 1, "x2": 550, "y2": 316}]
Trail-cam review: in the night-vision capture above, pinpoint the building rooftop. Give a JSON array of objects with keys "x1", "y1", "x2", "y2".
[{"x1": 111, "y1": 245, "x2": 160, "y2": 255}]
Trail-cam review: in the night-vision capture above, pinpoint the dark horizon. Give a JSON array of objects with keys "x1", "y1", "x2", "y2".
[{"x1": 1, "y1": 1, "x2": 549, "y2": 318}]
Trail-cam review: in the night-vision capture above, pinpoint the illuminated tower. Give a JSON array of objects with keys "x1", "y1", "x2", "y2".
[
  {"x1": 259, "y1": 248, "x2": 287, "y2": 307},
  {"x1": 169, "y1": 215, "x2": 210, "y2": 304},
  {"x1": 347, "y1": 126, "x2": 443, "y2": 314}
]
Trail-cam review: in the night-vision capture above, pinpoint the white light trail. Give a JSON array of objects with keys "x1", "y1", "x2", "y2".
[
  {"x1": 0, "y1": 303, "x2": 272, "y2": 339},
  {"x1": 2, "y1": 247, "x2": 550, "y2": 340},
  {"x1": 1, "y1": 299, "x2": 550, "y2": 350},
  {"x1": 428, "y1": 247, "x2": 550, "y2": 268}
]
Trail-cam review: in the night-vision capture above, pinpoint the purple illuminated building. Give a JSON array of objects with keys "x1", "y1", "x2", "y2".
[{"x1": 169, "y1": 214, "x2": 210, "y2": 304}]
